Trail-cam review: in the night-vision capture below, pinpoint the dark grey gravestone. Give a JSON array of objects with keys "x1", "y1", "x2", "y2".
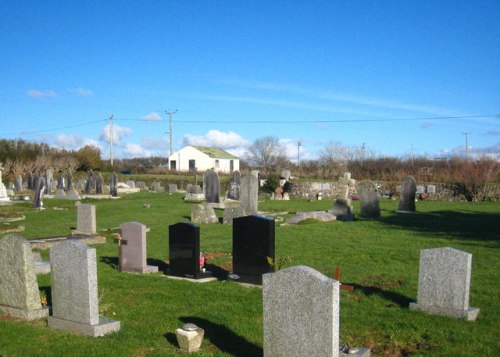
[
  {"x1": 0, "y1": 234, "x2": 49, "y2": 320},
  {"x1": 95, "y1": 173, "x2": 104, "y2": 194},
  {"x1": 44, "y1": 168, "x2": 54, "y2": 195},
  {"x1": 33, "y1": 171, "x2": 41, "y2": 192},
  {"x1": 233, "y1": 215, "x2": 275, "y2": 285},
  {"x1": 66, "y1": 170, "x2": 73, "y2": 190},
  {"x1": 57, "y1": 175, "x2": 65, "y2": 189},
  {"x1": 397, "y1": 175, "x2": 416, "y2": 212},
  {"x1": 169, "y1": 222, "x2": 206, "y2": 279},
  {"x1": 358, "y1": 180, "x2": 380, "y2": 219},
  {"x1": 331, "y1": 198, "x2": 354, "y2": 221},
  {"x1": 47, "y1": 240, "x2": 120, "y2": 336},
  {"x1": 119, "y1": 222, "x2": 158, "y2": 274},
  {"x1": 227, "y1": 170, "x2": 241, "y2": 200},
  {"x1": 15, "y1": 175, "x2": 23, "y2": 191},
  {"x1": 27, "y1": 172, "x2": 33, "y2": 190},
  {"x1": 84, "y1": 169, "x2": 95, "y2": 194},
  {"x1": 33, "y1": 176, "x2": 45, "y2": 209},
  {"x1": 110, "y1": 172, "x2": 118, "y2": 197},
  {"x1": 203, "y1": 169, "x2": 220, "y2": 203},
  {"x1": 240, "y1": 175, "x2": 258, "y2": 215}
]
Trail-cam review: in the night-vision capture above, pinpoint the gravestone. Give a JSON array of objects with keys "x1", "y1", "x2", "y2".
[
  {"x1": 66, "y1": 187, "x2": 81, "y2": 200},
  {"x1": 84, "y1": 169, "x2": 95, "y2": 194},
  {"x1": 410, "y1": 247, "x2": 480, "y2": 320},
  {"x1": 397, "y1": 175, "x2": 416, "y2": 212},
  {"x1": 110, "y1": 172, "x2": 118, "y2": 197},
  {"x1": 95, "y1": 173, "x2": 104, "y2": 194},
  {"x1": 358, "y1": 180, "x2": 380, "y2": 218},
  {"x1": 118, "y1": 222, "x2": 158, "y2": 274},
  {"x1": 169, "y1": 222, "x2": 209, "y2": 279},
  {"x1": 47, "y1": 240, "x2": 121, "y2": 336},
  {"x1": 126, "y1": 180, "x2": 135, "y2": 188},
  {"x1": 33, "y1": 176, "x2": 46, "y2": 209},
  {"x1": 167, "y1": 183, "x2": 178, "y2": 193},
  {"x1": 227, "y1": 170, "x2": 241, "y2": 200},
  {"x1": 416, "y1": 185, "x2": 425, "y2": 194},
  {"x1": 191, "y1": 204, "x2": 218, "y2": 224},
  {"x1": 203, "y1": 169, "x2": 220, "y2": 203},
  {"x1": 223, "y1": 202, "x2": 245, "y2": 224},
  {"x1": 44, "y1": 168, "x2": 54, "y2": 195},
  {"x1": 331, "y1": 198, "x2": 354, "y2": 221},
  {"x1": 233, "y1": 215, "x2": 275, "y2": 285},
  {"x1": 240, "y1": 174, "x2": 258, "y2": 215},
  {"x1": 0, "y1": 234, "x2": 49, "y2": 320},
  {"x1": 56, "y1": 175, "x2": 65, "y2": 189},
  {"x1": 0, "y1": 167, "x2": 9, "y2": 201},
  {"x1": 76, "y1": 178, "x2": 86, "y2": 192},
  {"x1": 427, "y1": 185, "x2": 436, "y2": 194},
  {"x1": 27, "y1": 172, "x2": 33, "y2": 190},
  {"x1": 280, "y1": 170, "x2": 291, "y2": 180},
  {"x1": 54, "y1": 188, "x2": 67, "y2": 199},
  {"x1": 66, "y1": 170, "x2": 73, "y2": 190},
  {"x1": 77, "y1": 204, "x2": 96, "y2": 235},
  {"x1": 136, "y1": 181, "x2": 147, "y2": 189},
  {"x1": 263, "y1": 266, "x2": 340, "y2": 356},
  {"x1": 15, "y1": 174, "x2": 23, "y2": 191},
  {"x1": 151, "y1": 181, "x2": 163, "y2": 192}
]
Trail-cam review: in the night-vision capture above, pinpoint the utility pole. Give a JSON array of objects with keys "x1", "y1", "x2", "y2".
[
  {"x1": 109, "y1": 114, "x2": 114, "y2": 166},
  {"x1": 462, "y1": 132, "x2": 472, "y2": 161},
  {"x1": 297, "y1": 141, "x2": 302, "y2": 166},
  {"x1": 165, "y1": 110, "x2": 177, "y2": 157}
]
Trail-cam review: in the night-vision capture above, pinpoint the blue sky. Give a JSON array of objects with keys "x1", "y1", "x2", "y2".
[{"x1": 1, "y1": 1, "x2": 498, "y2": 162}]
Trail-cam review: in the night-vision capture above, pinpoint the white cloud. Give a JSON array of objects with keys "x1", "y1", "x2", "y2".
[
  {"x1": 183, "y1": 129, "x2": 251, "y2": 148},
  {"x1": 122, "y1": 143, "x2": 152, "y2": 158},
  {"x1": 52, "y1": 134, "x2": 101, "y2": 150},
  {"x1": 99, "y1": 124, "x2": 133, "y2": 147},
  {"x1": 279, "y1": 138, "x2": 311, "y2": 162},
  {"x1": 27, "y1": 89, "x2": 58, "y2": 97},
  {"x1": 437, "y1": 142, "x2": 500, "y2": 161},
  {"x1": 68, "y1": 87, "x2": 93, "y2": 97},
  {"x1": 142, "y1": 112, "x2": 162, "y2": 121}
]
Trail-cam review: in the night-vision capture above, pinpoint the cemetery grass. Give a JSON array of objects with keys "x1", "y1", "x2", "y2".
[{"x1": 0, "y1": 192, "x2": 498, "y2": 357}]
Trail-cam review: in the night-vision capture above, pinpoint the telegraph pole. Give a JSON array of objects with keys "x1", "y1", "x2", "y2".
[
  {"x1": 165, "y1": 110, "x2": 177, "y2": 156},
  {"x1": 109, "y1": 114, "x2": 114, "y2": 166},
  {"x1": 297, "y1": 141, "x2": 302, "y2": 166},
  {"x1": 462, "y1": 132, "x2": 472, "y2": 161}
]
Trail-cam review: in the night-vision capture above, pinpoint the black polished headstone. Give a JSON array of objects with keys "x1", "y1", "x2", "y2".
[
  {"x1": 169, "y1": 222, "x2": 203, "y2": 279},
  {"x1": 232, "y1": 215, "x2": 275, "y2": 285}
]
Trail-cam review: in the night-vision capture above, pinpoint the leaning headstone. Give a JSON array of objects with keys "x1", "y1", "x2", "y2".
[
  {"x1": 331, "y1": 198, "x2": 354, "y2": 221},
  {"x1": 263, "y1": 265, "x2": 370, "y2": 357},
  {"x1": 0, "y1": 234, "x2": 49, "y2": 320},
  {"x1": 44, "y1": 168, "x2": 54, "y2": 195},
  {"x1": 47, "y1": 240, "x2": 121, "y2": 336},
  {"x1": 66, "y1": 170, "x2": 73, "y2": 190},
  {"x1": 227, "y1": 170, "x2": 241, "y2": 200},
  {"x1": 191, "y1": 204, "x2": 218, "y2": 224},
  {"x1": 15, "y1": 174, "x2": 23, "y2": 191},
  {"x1": 118, "y1": 222, "x2": 158, "y2": 274},
  {"x1": 33, "y1": 176, "x2": 46, "y2": 209},
  {"x1": 410, "y1": 247, "x2": 480, "y2": 320},
  {"x1": 240, "y1": 174, "x2": 258, "y2": 215},
  {"x1": 397, "y1": 175, "x2": 416, "y2": 212},
  {"x1": 169, "y1": 222, "x2": 210, "y2": 279},
  {"x1": 95, "y1": 173, "x2": 104, "y2": 194},
  {"x1": 109, "y1": 172, "x2": 118, "y2": 197},
  {"x1": 358, "y1": 180, "x2": 380, "y2": 219},
  {"x1": 77, "y1": 204, "x2": 96, "y2": 235},
  {"x1": 203, "y1": 169, "x2": 220, "y2": 203},
  {"x1": 233, "y1": 215, "x2": 275, "y2": 284}
]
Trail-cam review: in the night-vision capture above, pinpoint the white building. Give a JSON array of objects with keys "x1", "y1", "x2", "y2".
[{"x1": 168, "y1": 146, "x2": 239, "y2": 174}]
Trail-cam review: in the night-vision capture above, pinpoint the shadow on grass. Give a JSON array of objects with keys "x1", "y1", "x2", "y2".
[
  {"x1": 166, "y1": 316, "x2": 263, "y2": 357},
  {"x1": 100, "y1": 256, "x2": 169, "y2": 272},
  {"x1": 349, "y1": 283, "x2": 413, "y2": 308},
  {"x1": 379, "y1": 210, "x2": 500, "y2": 242}
]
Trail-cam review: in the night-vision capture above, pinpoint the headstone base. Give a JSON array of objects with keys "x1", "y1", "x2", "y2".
[
  {"x1": 123, "y1": 265, "x2": 159, "y2": 274},
  {"x1": 409, "y1": 302, "x2": 480, "y2": 321},
  {"x1": 175, "y1": 327, "x2": 204, "y2": 352},
  {"x1": 340, "y1": 346, "x2": 371, "y2": 356},
  {"x1": 0, "y1": 305, "x2": 49, "y2": 320},
  {"x1": 47, "y1": 316, "x2": 121, "y2": 336},
  {"x1": 166, "y1": 271, "x2": 216, "y2": 283},
  {"x1": 34, "y1": 261, "x2": 51, "y2": 274}
]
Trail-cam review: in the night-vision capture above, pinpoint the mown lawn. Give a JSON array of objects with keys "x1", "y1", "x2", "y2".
[{"x1": 0, "y1": 192, "x2": 499, "y2": 356}]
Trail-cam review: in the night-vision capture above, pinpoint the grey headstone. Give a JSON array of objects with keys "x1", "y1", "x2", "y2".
[
  {"x1": 48, "y1": 240, "x2": 121, "y2": 336},
  {"x1": 416, "y1": 185, "x2": 425, "y2": 194},
  {"x1": 66, "y1": 188, "x2": 81, "y2": 200},
  {"x1": 151, "y1": 181, "x2": 163, "y2": 193},
  {"x1": 222, "y1": 202, "x2": 245, "y2": 224},
  {"x1": 76, "y1": 178, "x2": 86, "y2": 192},
  {"x1": 167, "y1": 183, "x2": 178, "y2": 193},
  {"x1": 280, "y1": 170, "x2": 291, "y2": 180},
  {"x1": 0, "y1": 234, "x2": 49, "y2": 320},
  {"x1": 56, "y1": 175, "x2": 65, "y2": 189},
  {"x1": 33, "y1": 176, "x2": 45, "y2": 209},
  {"x1": 77, "y1": 204, "x2": 96, "y2": 235},
  {"x1": 286, "y1": 211, "x2": 337, "y2": 224},
  {"x1": 331, "y1": 198, "x2": 354, "y2": 221},
  {"x1": 203, "y1": 169, "x2": 220, "y2": 203},
  {"x1": 66, "y1": 170, "x2": 73, "y2": 190},
  {"x1": 358, "y1": 181, "x2": 380, "y2": 219},
  {"x1": 54, "y1": 188, "x2": 67, "y2": 199},
  {"x1": 136, "y1": 181, "x2": 147, "y2": 189},
  {"x1": 410, "y1": 247, "x2": 480, "y2": 320},
  {"x1": 119, "y1": 222, "x2": 158, "y2": 274},
  {"x1": 191, "y1": 204, "x2": 219, "y2": 224},
  {"x1": 227, "y1": 170, "x2": 241, "y2": 200},
  {"x1": 95, "y1": 173, "x2": 104, "y2": 194},
  {"x1": 427, "y1": 185, "x2": 436, "y2": 194},
  {"x1": 44, "y1": 168, "x2": 54, "y2": 195},
  {"x1": 240, "y1": 174, "x2": 258, "y2": 215},
  {"x1": 15, "y1": 175, "x2": 23, "y2": 191},
  {"x1": 84, "y1": 170, "x2": 95, "y2": 194},
  {"x1": 263, "y1": 266, "x2": 340, "y2": 357},
  {"x1": 110, "y1": 172, "x2": 118, "y2": 197},
  {"x1": 397, "y1": 175, "x2": 416, "y2": 212},
  {"x1": 126, "y1": 180, "x2": 135, "y2": 188}
]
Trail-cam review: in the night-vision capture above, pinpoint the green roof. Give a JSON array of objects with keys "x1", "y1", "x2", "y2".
[{"x1": 191, "y1": 146, "x2": 238, "y2": 159}]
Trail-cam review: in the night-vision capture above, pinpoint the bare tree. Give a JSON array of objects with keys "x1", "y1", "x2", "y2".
[{"x1": 245, "y1": 136, "x2": 289, "y2": 174}]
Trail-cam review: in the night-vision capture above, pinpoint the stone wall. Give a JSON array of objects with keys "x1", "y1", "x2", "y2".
[{"x1": 290, "y1": 181, "x2": 500, "y2": 202}]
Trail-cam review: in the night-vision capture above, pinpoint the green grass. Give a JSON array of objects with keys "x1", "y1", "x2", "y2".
[{"x1": 0, "y1": 192, "x2": 499, "y2": 356}]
